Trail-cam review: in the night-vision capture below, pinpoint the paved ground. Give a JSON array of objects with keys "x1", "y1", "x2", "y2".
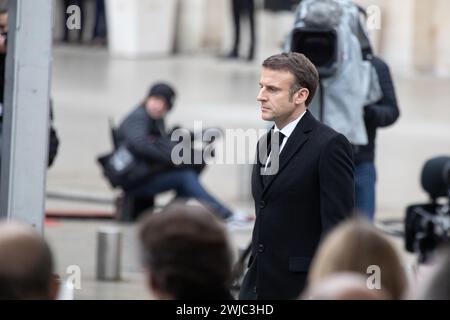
[{"x1": 44, "y1": 45, "x2": 450, "y2": 299}]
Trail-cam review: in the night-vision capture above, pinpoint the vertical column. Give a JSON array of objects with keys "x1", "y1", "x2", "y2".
[
  {"x1": 381, "y1": 0, "x2": 414, "y2": 74},
  {"x1": 434, "y1": 0, "x2": 450, "y2": 76},
  {"x1": 412, "y1": 0, "x2": 436, "y2": 73},
  {"x1": 0, "y1": 0, "x2": 53, "y2": 232}
]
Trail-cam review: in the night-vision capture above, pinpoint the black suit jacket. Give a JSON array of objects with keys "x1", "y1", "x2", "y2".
[{"x1": 239, "y1": 110, "x2": 355, "y2": 300}]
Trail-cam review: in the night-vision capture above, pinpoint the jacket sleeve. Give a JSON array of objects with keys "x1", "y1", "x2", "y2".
[
  {"x1": 364, "y1": 57, "x2": 400, "y2": 128},
  {"x1": 120, "y1": 112, "x2": 172, "y2": 165},
  {"x1": 319, "y1": 133, "x2": 355, "y2": 236}
]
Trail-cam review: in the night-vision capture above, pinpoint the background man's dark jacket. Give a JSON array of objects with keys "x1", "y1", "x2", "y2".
[
  {"x1": 354, "y1": 56, "x2": 400, "y2": 165},
  {"x1": 240, "y1": 110, "x2": 354, "y2": 300},
  {"x1": 117, "y1": 105, "x2": 173, "y2": 165},
  {"x1": 116, "y1": 105, "x2": 205, "y2": 190}
]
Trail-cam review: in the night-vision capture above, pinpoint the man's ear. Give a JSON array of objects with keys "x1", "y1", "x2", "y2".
[{"x1": 295, "y1": 88, "x2": 310, "y2": 105}]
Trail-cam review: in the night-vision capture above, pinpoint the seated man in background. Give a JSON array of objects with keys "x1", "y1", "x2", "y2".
[
  {"x1": 117, "y1": 82, "x2": 247, "y2": 223},
  {"x1": 0, "y1": 221, "x2": 59, "y2": 299},
  {"x1": 139, "y1": 202, "x2": 234, "y2": 300}
]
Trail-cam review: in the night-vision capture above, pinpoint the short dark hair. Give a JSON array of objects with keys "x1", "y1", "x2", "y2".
[
  {"x1": 147, "y1": 82, "x2": 176, "y2": 110},
  {"x1": 139, "y1": 202, "x2": 233, "y2": 299},
  {"x1": 262, "y1": 52, "x2": 319, "y2": 106}
]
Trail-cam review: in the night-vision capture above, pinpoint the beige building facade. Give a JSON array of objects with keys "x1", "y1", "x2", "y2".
[
  {"x1": 52, "y1": 0, "x2": 450, "y2": 76},
  {"x1": 355, "y1": 0, "x2": 450, "y2": 76},
  {"x1": 188, "y1": 0, "x2": 450, "y2": 76}
]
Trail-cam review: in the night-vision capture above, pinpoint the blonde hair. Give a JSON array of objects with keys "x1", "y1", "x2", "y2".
[{"x1": 308, "y1": 218, "x2": 407, "y2": 299}]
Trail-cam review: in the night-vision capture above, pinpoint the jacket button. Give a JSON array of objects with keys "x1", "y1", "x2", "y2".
[
  {"x1": 253, "y1": 286, "x2": 257, "y2": 293},
  {"x1": 260, "y1": 201, "x2": 266, "y2": 209},
  {"x1": 258, "y1": 244, "x2": 265, "y2": 253}
]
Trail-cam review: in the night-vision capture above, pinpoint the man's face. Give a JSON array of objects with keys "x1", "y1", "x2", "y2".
[
  {"x1": 257, "y1": 67, "x2": 308, "y2": 128},
  {"x1": 145, "y1": 96, "x2": 170, "y2": 119}
]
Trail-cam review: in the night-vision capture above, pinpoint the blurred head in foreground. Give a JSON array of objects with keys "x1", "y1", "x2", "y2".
[
  {"x1": 302, "y1": 272, "x2": 391, "y2": 300},
  {"x1": 139, "y1": 202, "x2": 233, "y2": 300},
  {"x1": 0, "y1": 221, "x2": 59, "y2": 299},
  {"x1": 307, "y1": 218, "x2": 407, "y2": 299}
]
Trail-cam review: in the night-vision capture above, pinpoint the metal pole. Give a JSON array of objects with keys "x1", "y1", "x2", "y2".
[
  {"x1": 97, "y1": 227, "x2": 122, "y2": 281},
  {"x1": 0, "y1": 0, "x2": 53, "y2": 233}
]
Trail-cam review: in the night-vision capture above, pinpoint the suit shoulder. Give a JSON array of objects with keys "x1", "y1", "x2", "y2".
[{"x1": 313, "y1": 121, "x2": 348, "y2": 143}]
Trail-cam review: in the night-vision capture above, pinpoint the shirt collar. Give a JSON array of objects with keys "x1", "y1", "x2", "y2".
[{"x1": 274, "y1": 110, "x2": 307, "y2": 139}]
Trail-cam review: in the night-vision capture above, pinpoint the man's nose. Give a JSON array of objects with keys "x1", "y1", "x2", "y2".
[{"x1": 257, "y1": 89, "x2": 266, "y2": 101}]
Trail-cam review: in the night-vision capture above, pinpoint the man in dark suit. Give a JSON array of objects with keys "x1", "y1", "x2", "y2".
[{"x1": 239, "y1": 52, "x2": 354, "y2": 300}]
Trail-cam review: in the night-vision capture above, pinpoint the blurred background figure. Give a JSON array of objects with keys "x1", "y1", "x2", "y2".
[
  {"x1": 91, "y1": 0, "x2": 107, "y2": 46},
  {"x1": 113, "y1": 82, "x2": 237, "y2": 221},
  {"x1": 62, "y1": 0, "x2": 85, "y2": 43},
  {"x1": 226, "y1": 0, "x2": 256, "y2": 61},
  {"x1": 0, "y1": 221, "x2": 59, "y2": 299},
  {"x1": 354, "y1": 55, "x2": 399, "y2": 220},
  {"x1": 138, "y1": 202, "x2": 234, "y2": 300},
  {"x1": 302, "y1": 272, "x2": 390, "y2": 300},
  {"x1": 307, "y1": 218, "x2": 408, "y2": 300}
]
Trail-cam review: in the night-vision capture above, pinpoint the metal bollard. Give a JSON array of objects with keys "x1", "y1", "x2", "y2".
[{"x1": 96, "y1": 227, "x2": 122, "y2": 281}]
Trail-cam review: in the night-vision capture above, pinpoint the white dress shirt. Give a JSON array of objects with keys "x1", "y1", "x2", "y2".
[{"x1": 265, "y1": 110, "x2": 306, "y2": 170}]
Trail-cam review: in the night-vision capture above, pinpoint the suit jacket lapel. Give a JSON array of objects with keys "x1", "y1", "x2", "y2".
[
  {"x1": 261, "y1": 110, "x2": 316, "y2": 198},
  {"x1": 253, "y1": 127, "x2": 272, "y2": 195}
]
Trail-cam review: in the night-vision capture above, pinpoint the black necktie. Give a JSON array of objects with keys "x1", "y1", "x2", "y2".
[
  {"x1": 263, "y1": 131, "x2": 285, "y2": 186},
  {"x1": 275, "y1": 131, "x2": 286, "y2": 152}
]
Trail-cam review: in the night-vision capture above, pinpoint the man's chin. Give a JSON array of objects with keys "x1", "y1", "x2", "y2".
[{"x1": 261, "y1": 114, "x2": 273, "y2": 122}]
